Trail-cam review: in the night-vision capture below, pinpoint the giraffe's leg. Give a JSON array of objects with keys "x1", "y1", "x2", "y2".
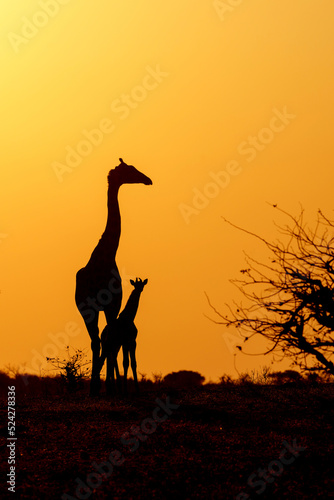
[
  {"x1": 100, "y1": 326, "x2": 114, "y2": 395},
  {"x1": 101, "y1": 342, "x2": 117, "y2": 395},
  {"x1": 105, "y1": 351, "x2": 115, "y2": 396},
  {"x1": 114, "y1": 353, "x2": 122, "y2": 394},
  {"x1": 122, "y1": 345, "x2": 129, "y2": 395},
  {"x1": 103, "y1": 298, "x2": 122, "y2": 393},
  {"x1": 83, "y1": 314, "x2": 101, "y2": 396},
  {"x1": 104, "y1": 346, "x2": 121, "y2": 396},
  {"x1": 75, "y1": 269, "x2": 102, "y2": 396},
  {"x1": 130, "y1": 342, "x2": 139, "y2": 394},
  {"x1": 100, "y1": 326, "x2": 109, "y2": 382}
]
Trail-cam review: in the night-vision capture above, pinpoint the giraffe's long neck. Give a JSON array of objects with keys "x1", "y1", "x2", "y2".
[
  {"x1": 105, "y1": 182, "x2": 120, "y2": 234},
  {"x1": 95, "y1": 180, "x2": 122, "y2": 262},
  {"x1": 119, "y1": 289, "x2": 142, "y2": 323},
  {"x1": 84, "y1": 178, "x2": 122, "y2": 271}
]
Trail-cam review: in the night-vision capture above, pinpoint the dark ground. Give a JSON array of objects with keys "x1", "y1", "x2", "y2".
[{"x1": 1, "y1": 382, "x2": 334, "y2": 499}]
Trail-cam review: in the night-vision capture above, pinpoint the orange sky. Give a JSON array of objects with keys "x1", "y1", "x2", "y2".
[{"x1": 1, "y1": 1, "x2": 334, "y2": 382}]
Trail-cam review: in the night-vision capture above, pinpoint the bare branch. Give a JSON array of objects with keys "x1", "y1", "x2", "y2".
[{"x1": 210, "y1": 208, "x2": 334, "y2": 375}]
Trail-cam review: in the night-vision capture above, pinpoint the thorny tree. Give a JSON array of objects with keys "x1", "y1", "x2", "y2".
[{"x1": 207, "y1": 206, "x2": 334, "y2": 376}]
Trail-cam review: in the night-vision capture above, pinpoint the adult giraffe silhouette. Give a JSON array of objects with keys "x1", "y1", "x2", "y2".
[
  {"x1": 100, "y1": 277, "x2": 148, "y2": 395},
  {"x1": 75, "y1": 159, "x2": 152, "y2": 395}
]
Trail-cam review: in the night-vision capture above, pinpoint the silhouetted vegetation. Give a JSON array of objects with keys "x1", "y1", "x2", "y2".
[
  {"x1": 208, "y1": 206, "x2": 334, "y2": 377},
  {"x1": 268, "y1": 369, "x2": 303, "y2": 385},
  {"x1": 0, "y1": 370, "x2": 69, "y2": 399},
  {"x1": 46, "y1": 346, "x2": 90, "y2": 392},
  {"x1": 1, "y1": 365, "x2": 333, "y2": 399},
  {"x1": 163, "y1": 370, "x2": 205, "y2": 388}
]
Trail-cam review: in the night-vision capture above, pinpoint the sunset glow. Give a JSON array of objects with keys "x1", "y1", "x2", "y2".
[{"x1": 1, "y1": 1, "x2": 334, "y2": 382}]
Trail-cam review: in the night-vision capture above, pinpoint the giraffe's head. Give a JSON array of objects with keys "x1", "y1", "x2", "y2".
[
  {"x1": 108, "y1": 158, "x2": 152, "y2": 186},
  {"x1": 130, "y1": 277, "x2": 148, "y2": 293}
]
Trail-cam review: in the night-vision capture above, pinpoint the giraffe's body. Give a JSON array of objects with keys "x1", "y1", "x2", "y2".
[
  {"x1": 101, "y1": 278, "x2": 148, "y2": 394},
  {"x1": 75, "y1": 160, "x2": 152, "y2": 395}
]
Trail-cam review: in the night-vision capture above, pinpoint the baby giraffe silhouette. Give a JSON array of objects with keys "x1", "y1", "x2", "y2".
[{"x1": 101, "y1": 278, "x2": 148, "y2": 395}]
